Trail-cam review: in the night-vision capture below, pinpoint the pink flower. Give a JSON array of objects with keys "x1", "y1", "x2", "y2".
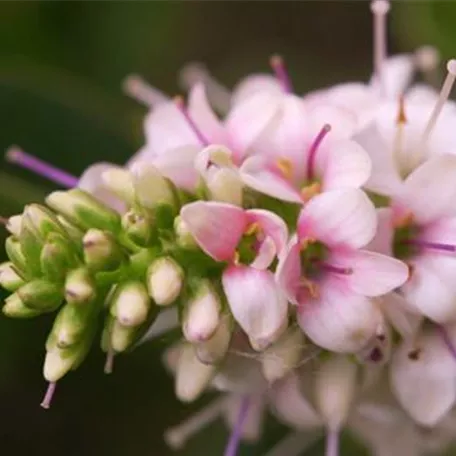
[
  {"x1": 276, "y1": 189, "x2": 408, "y2": 352},
  {"x1": 181, "y1": 201, "x2": 289, "y2": 350}
]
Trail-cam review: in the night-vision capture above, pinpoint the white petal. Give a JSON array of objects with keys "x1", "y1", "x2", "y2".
[
  {"x1": 231, "y1": 74, "x2": 283, "y2": 106},
  {"x1": 275, "y1": 235, "x2": 302, "y2": 305}
]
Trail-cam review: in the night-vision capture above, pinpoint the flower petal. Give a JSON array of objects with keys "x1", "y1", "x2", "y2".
[
  {"x1": 275, "y1": 236, "x2": 302, "y2": 305},
  {"x1": 390, "y1": 330, "x2": 456, "y2": 426},
  {"x1": 231, "y1": 74, "x2": 283, "y2": 106},
  {"x1": 297, "y1": 276, "x2": 382, "y2": 353},
  {"x1": 180, "y1": 201, "x2": 246, "y2": 261},
  {"x1": 297, "y1": 189, "x2": 377, "y2": 249},
  {"x1": 222, "y1": 265, "x2": 288, "y2": 350},
  {"x1": 365, "y1": 207, "x2": 394, "y2": 256}
]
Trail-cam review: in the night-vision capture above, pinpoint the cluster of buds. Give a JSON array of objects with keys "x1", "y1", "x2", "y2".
[{"x1": 3, "y1": 1, "x2": 456, "y2": 455}]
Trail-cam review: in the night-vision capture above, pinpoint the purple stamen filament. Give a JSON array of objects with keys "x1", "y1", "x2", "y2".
[
  {"x1": 6, "y1": 147, "x2": 78, "y2": 188},
  {"x1": 306, "y1": 124, "x2": 331, "y2": 181},
  {"x1": 270, "y1": 55, "x2": 293, "y2": 93},
  {"x1": 40, "y1": 382, "x2": 57, "y2": 409},
  {"x1": 325, "y1": 428, "x2": 340, "y2": 456},
  {"x1": 223, "y1": 396, "x2": 251, "y2": 456},
  {"x1": 174, "y1": 97, "x2": 210, "y2": 146},
  {"x1": 403, "y1": 239, "x2": 456, "y2": 253},
  {"x1": 104, "y1": 347, "x2": 115, "y2": 374}
]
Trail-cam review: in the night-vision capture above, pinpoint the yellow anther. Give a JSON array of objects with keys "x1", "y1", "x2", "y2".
[
  {"x1": 233, "y1": 251, "x2": 240, "y2": 265},
  {"x1": 300, "y1": 236, "x2": 316, "y2": 250},
  {"x1": 276, "y1": 158, "x2": 294, "y2": 180},
  {"x1": 396, "y1": 95, "x2": 407, "y2": 125},
  {"x1": 245, "y1": 222, "x2": 260, "y2": 236},
  {"x1": 300, "y1": 182, "x2": 321, "y2": 202},
  {"x1": 394, "y1": 211, "x2": 414, "y2": 228},
  {"x1": 300, "y1": 278, "x2": 320, "y2": 299}
]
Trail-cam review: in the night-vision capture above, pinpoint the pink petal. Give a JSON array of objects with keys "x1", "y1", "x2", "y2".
[
  {"x1": 231, "y1": 74, "x2": 283, "y2": 106},
  {"x1": 398, "y1": 155, "x2": 456, "y2": 225},
  {"x1": 320, "y1": 139, "x2": 372, "y2": 191},
  {"x1": 188, "y1": 83, "x2": 228, "y2": 145},
  {"x1": 250, "y1": 237, "x2": 276, "y2": 270},
  {"x1": 328, "y1": 249, "x2": 409, "y2": 297},
  {"x1": 240, "y1": 156, "x2": 302, "y2": 203},
  {"x1": 222, "y1": 265, "x2": 288, "y2": 350},
  {"x1": 365, "y1": 208, "x2": 394, "y2": 256},
  {"x1": 297, "y1": 276, "x2": 382, "y2": 353},
  {"x1": 152, "y1": 145, "x2": 200, "y2": 192},
  {"x1": 297, "y1": 189, "x2": 377, "y2": 249},
  {"x1": 275, "y1": 236, "x2": 302, "y2": 305},
  {"x1": 180, "y1": 202, "x2": 247, "y2": 261}
]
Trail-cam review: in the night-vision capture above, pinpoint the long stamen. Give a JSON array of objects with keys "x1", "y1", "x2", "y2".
[
  {"x1": 437, "y1": 325, "x2": 456, "y2": 361},
  {"x1": 174, "y1": 96, "x2": 209, "y2": 146},
  {"x1": 40, "y1": 382, "x2": 57, "y2": 409},
  {"x1": 5, "y1": 146, "x2": 78, "y2": 188},
  {"x1": 371, "y1": 0, "x2": 390, "y2": 96},
  {"x1": 104, "y1": 347, "x2": 115, "y2": 374},
  {"x1": 263, "y1": 431, "x2": 323, "y2": 456},
  {"x1": 320, "y1": 263, "x2": 353, "y2": 275},
  {"x1": 422, "y1": 59, "x2": 456, "y2": 142},
  {"x1": 306, "y1": 124, "x2": 331, "y2": 181},
  {"x1": 325, "y1": 428, "x2": 340, "y2": 456},
  {"x1": 122, "y1": 74, "x2": 168, "y2": 108},
  {"x1": 270, "y1": 55, "x2": 293, "y2": 93},
  {"x1": 224, "y1": 396, "x2": 251, "y2": 456},
  {"x1": 164, "y1": 397, "x2": 228, "y2": 450},
  {"x1": 404, "y1": 239, "x2": 456, "y2": 253}
]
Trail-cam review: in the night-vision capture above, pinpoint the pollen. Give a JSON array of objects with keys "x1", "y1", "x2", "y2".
[
  {"x1": 244, "y1": 222, "x2": 260, "y2": 236},
  {"x1": 300, "y1": 182, "x2": 321, "y2": 202},
  {"x1": 276, "y1": 157, "x2": 293, "y2": 180},
  {"x1": 233, "y1": 251, "x2": 240, "y2": 265}
]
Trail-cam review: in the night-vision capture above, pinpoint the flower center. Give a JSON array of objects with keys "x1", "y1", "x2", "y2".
[{"x1": 234, "y1": 223, "x2": 264, "y2": 265}]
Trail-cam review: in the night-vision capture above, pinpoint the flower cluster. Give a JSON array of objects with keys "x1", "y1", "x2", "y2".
[{"x1": 2, "y1": 1, "x2": 456, "y2": 455}]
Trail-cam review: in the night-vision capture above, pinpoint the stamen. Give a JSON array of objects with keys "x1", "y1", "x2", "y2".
[
  {"x1": 224, "y1": 395, "x2": 251, "y2": 456},
  {"x1": 422, "y1": 59, "x2": 456, "y2": 142},
  {"x1": 306, "y1": 124, "x2": 331, "y2": 181},
  {"x1": 104, "y1": 347, "x2": 115, "y2": 374},
  {"x1": 404, "y1": 239, "x2": 456, "y2": 253},
  {"x1": 174, "y1": 96, "x2": 210, "y2": 146},
  {"x1": 325, "y1": 428, "x2": 340, "y2": 456},
  {"x1": 164, "y1": 397, "x2": 228, "y2": 450},
  {"x1": 263, "y1": 431, "x2": 323, "y2": 456},
  {"x1": 300, "y1": 237, "x2": 317, "y2": 250},
  {"x1": 437, "y1": 325, "x2": 456, "y2": 361},
  {"x1": 300, "y1": 182, "x2": 321, "y2": 202},
  {"x1": 270, "y1": 55, "x2": 293, "y2": 93},
  {"x1": 370, "y1": 0, "x2": 390, "y2": 96},
  {"x1": 123, "y1": 74, "x2": 168, "y2": 108},
  {"x1": 5, "y1": 146, "x2": 78, "y2": 188},
  {"x1": 245, "y1": 222, "x2": 260, "y2": 236},
  {"x1": 300, "y1": 278, "x2": 320, "y2": 299},
  {"x1": 276, "y1": 157, "x2": 293, "y2": 180},
  {"x1": 320, "y1": 263, "x2": 353, "y2": 275},
  {"x1": 40, "y1": 382, "x2": 57, "y2": 409}
]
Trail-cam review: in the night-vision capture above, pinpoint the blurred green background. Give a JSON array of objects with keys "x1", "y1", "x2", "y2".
[{"x1": 0, "y1": 1, "x2": 453, "y2": 455}]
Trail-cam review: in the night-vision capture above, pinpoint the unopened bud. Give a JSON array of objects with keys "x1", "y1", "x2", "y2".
[
  {"x1": 65, "y1": 268, "x2": 96, "y2": 305},
  {"x1": 195, "y1": 315, "x2": 232, "y2": 364},
  {"x1": 101, "y1": 168, "x2": 135, "y2": 204},
  {"x1": 3, "y1": 293, "x2": 42, "y2": 318},
  {"x1": 57, "y1": 216, "x2": 84, "y2": 243},
  {"x1": 5, "y1": 215, "x2": 22, "y2": 237},
  {"x1": 46, "y1": 188, "x2": 121, "y2": 233},
  {"x1": 16, "y1": 279, "x2": 63, "y2": 311},
  {"x1": 175, "y1": 343, "x2": 216, "y2": 402},
  {"x1": 183, "y1": 280, "x2": 221, "y2": 343},
  {"x1": 110, "y1": 281, "x2": 151, "y2": 327},
  {"x1": 5, "y1": 236, "x2": 28, "y2": 276},
  {"x1": 147, "y1": 256, "x2": 184, "y2": 306},
  {"x1": 261, "y1": 327, "x2": 305, "y2": 383},
  {"x1": 131, "y1": 163, "x2": 176, "y2": 209},
  {"x1": 23, "y1": 204, "x2": 68, "y2": 239},
  {"x1": 0, "y1": 262, "x2": 25, "y2": 292},
  {"x1": 174, "y1": 216, "x2": 197, "y2": 249},
  {"x1": 40, "y1": 232, "x2": 79, "y2": 281},
  {"x1": 52, "y1": 303, "x2": 93, "y2": 348},
  {"x1": 110, "y1": 319, "x2": 139, "y2": 352},
  {"x1": 121, "y1": 209, "x2": 156, "y2": 247},
  {"x1": 207, "y1": 168, "x2": 243, "y2": 206},
  {"x1": 83, "y1": 229, "x2": 123, "y2": 272}
]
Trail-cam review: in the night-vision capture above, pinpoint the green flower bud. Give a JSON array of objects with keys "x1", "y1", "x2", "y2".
[
  {"x1": 109, "y1": 281, "x2": 151, "y2": 327},
  {"x1": 121, "y1": 209, "x2": 156, "y2": 247},
  {"x1": 110, "y1": 319, "x2": 139, "y2": 352},
  {"x1": 0, "y1": 262, "x2": 25, "y2": 292},
  {"x1": 174, "y1": 216, "x2": 197, "y2": 249},
  {"x1": 5, "y1": 236, "x2": 28, "y2": 275},
  {"x1": 46, "y1": 188, "x2": 121, "y2": 233},
  {"x1": 5, "y1": 215, "x2": 22, "y2": 237},
  {"x1": 23, "y1": 204, "x2": 68, "y2": 239},
  {"x1": 40, "y1": 232, "x2": 80, "y2": 282},
  {"x1": 16, "y1": 279, "x2": 63, "y2": 311},
  {"x1": 64, "y1": 268, "x2": 96, "y2": 305},
  {"x1": 147, "y1": 256, "x2": 184, "y2": 306},
  {"x1": 18, "y1": 216, "x2": 42, "y2": 276},
  {"x1": 52, "y1": 303, "x2": 94, "y2": 348},
  {"x1": 3, "y1": 293, "x2": 42, "y2": 318},
  {"x1": 101, "y1": 168, "x2": 135, "y2": 204},
  {"x1": 57, "y1": 216, "x2": 84, "y2": 243},
  {"x1": 83, "y1": 229, "x2": 123, "y2": 272}
]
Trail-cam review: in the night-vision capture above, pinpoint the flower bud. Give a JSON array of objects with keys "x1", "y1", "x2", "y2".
[
  {"x1": 131, "y1": 163, "x2": 176, "y2": 210},
  {"x1": 0, "y1": 262, "x2": 24, "y2": 292},
  {"x1": 175, "y1": 343, "x2": 216, "y2": 402},
  {"x1": 261, "y1": 327, "x2": 305, "y2": 383},
  {"x1": 147, "y1": 256, "x2": 184, "y2": 306},
  {"x1": 83, "y1": 229, "x2": 123, "y2": 272},
  {"x1": 183, "y1": 280, "x2": 221, "y2": 343},
  {"x1": 23, "y1": 204, "x2": 68, "y2": 239},
  {"x1": 109, "y1": 319, "x2": 139, "y2": 352},
  {"x1": 40, "y1": 232, "x2": 79, "y2": 282},
  {"x1": 3, "y1": 293, "x2": 42, "y2": 318},
  {"x1": 314, "y1": 355, "x2": 358, "y2": 431},
  {"x1": 46, "y1": 188, "x2": 121, "y2": 233},
  {"x1": 101, "y1": 168, "x2": 135, "y2": 204},
  {"x1": 52, "y1": 303, "x2": 93, "y2": 348},
  {"x1": 57, "y1": 216, "x2": 84, "y2": 243},
  {"x1": 194, "y1": 315, "x2": 232, "y2": 364},
  {"x1": 109, "y1": 281, "x2": 151, "y2": 327},
  {"x1": 4, "y1": 236, "x2": 28, "y2": 276},
  {"x1": 64, "y1": 268, "x2": 96, "y2": 305},
  {"x1": 16, "y1": 279, "x2": 63, "y2": 311},
  {"x1": 121, "y1": 209, "x2": 156, "y2": 247},
  {"x1": 5, "y1": 215, "x2": 22, "y2": 237},
  {"x1": 174, "y1": 216, "x2": 197, "y2": 249},
  {"x1": 206, "y1": 168, "x2": 243, "y2": 206}
]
